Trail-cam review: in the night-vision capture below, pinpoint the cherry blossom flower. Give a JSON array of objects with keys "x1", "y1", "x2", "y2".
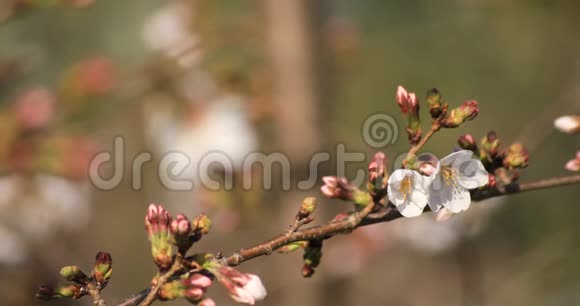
[
  {"x1": 387, "y1": 169, "x2": 432, "y2": 217},
  {"x1": 428, "y1": 150, "x2": 489, "y2": 213}
]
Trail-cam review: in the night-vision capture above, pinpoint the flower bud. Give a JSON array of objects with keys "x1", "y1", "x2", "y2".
[
  {"x1": 302, "y1": 240, "x2": 322, "y2": 278},
  {"x1": 145, "y1": 204, "x2": 174, "y2": 269},
  {"x1": 158, "y1": 280, "x2": 185, "y2": 301},
  {"x1": 426, "y1": 88, "x2": 443, "y2": 119},
  {"x1": 36, "y1": 284, "x2": 84, "y2": 300},
  {"x1": 192, "y1": 214, "x2": 212, "y2": 236},
  {"x1": 277, "y1": 241, "x2": 309, "y2": 254},
  {"x1": 93, "y1": 252, "x2": 112, "y2": 285},
  {"x1": 441, "y1": 100, "x2": 479, "y2": 128},
  {"x1": 301, "y1": 265, "x2": 315, "y2": 278},
  {"x1": 368, "y1": 151, "x2": 388, "y2": 194},
  {"x1": 35, "y1": 285, "x2": 56, "y2": 300},
  {"x1": 206, "y1": 264, "x2": 267, "y2": 305},
  {"x1": 487, "y1": 174, "x2": 497, "y2": 188},
  {"x1": 184, "y1": 287, "x2": 205, "y2": 301},
  {"x1": 297, "y1": 197, "x2": 317, "y2": 220},
  {"x1": 171, "y1": 214, "x2": 192, "y2": 236},
  {"x1": 458, "y1": 134, "x2": 478, "y2": 152},
  {"x1": 321, "y1": 176, "x2": 352, "y2": 199},
  {"x1": 184, "y1": 273, "x2": 212, "y2": 289},
  {"x1": 554, "y1": 115, "x2": 580, "y2": 134},
  {"x1": 503, "y1": 143, "x2": 529, "y2": 169},
  {"x1": 565, "y1": 151, "x2": 580, "y2": 172},
  {"x1": 60, "y1": 265, "x2": 88, "y2": 284},
  {"x1": 396, "y1": 85, "x2": 422, "y2": 145},
  {"x1": 56, "y1": 284, "x2": 83, "y2": 299},
  {"x1": 419, "y1": 162, "x2": 436, "y2": 176},
  {"x1": 12, "y1": 87, "x2": 55, "y2": 130},
  {"x1": 198, "y1": 297, "x2": 217, "y2": 306},
  {"x1": 396, "y1": 85, "x2": 410, "y2": 113},
  {"x1": 479, "y1": 131, "x2": 501, "y2": 169}
]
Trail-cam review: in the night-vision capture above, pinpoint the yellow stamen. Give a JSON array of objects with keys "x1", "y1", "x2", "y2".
[
  {"x1": 399, "y1": 175, "x2": 413, "y2": 201},
  {"x1": 441, "y1": 166, "x2": 460, "y2": 193}
]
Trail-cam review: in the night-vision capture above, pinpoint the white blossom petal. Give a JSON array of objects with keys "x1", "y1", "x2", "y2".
[
  {"x1": 388, "y1": 170, "x2": 430, "y2": 217},
  {"x1": 457, "y1": 160, "x2": 489, "y2": 189},
  {"x1": 397, "y1": 201, "x2": 425, "y2": 217},
  {"x1": 439, "y1": 150, "x2": 473, "y2": 167},
  {"x1": 444, "y1": 188, "x2": 471, "y2": 213},
  {"x1": 244, "y1": 274, "x2": 267, "y2": 302}
]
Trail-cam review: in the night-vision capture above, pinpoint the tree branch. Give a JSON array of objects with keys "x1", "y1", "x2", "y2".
[{"x1": 112, "y1": 174, "x2": 580, "y2": 306}]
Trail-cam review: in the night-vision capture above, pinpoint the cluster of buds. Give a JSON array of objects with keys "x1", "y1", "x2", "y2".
[
  {"x1": 302, "y1": 240, "x2": 323, "y2": 278},
  {"x1": 157, "y1": 273, "x2": 215, "y2": 305},
  {"x1": 145, "y1": 204, "x2": 212, "y2": 269},
  {"x1": 397, "y1": 86, "x2": 480, "y2": 146},
  {"x1": 367, "y1": 151, "x2": 388, "y2": 199},
  {"x1": 36, "y1": 251, "x2": 112, "y2": 301},
  {"x1": 205, "y1": 262, "x2": 267, "y2": 305},
  {"x1": 321, "y1": 176, "x2": 371, "y2": 206},
  {"x1": 457, "y1": 131, "x2": 529, "y2": 187},
  {"x1": 396, "y1": 86, "x2": 422, "y2": 144}
]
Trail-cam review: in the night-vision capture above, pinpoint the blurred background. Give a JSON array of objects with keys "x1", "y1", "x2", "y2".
[{"x1": 1, "y1": 0, "x2": 580, "y2": 305}]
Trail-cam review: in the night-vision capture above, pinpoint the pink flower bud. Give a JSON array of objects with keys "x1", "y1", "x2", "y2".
[
  {"x1": 395, "y1": 85, "x2": 419, "y2": 115},
  {"x1": 185, "y1": 274, "x2": 212, "y2": 288},
  {"x1": 396, "y1": 85, "x2": 409, "y2": 108},
  {"x1": 565, "y1": 151, "x2": 580, "y2": 172},
  {"x1": 320, "y1": 176, "x2": 355, "y2": 200},
  {"x1": 144, "y1": 204, "x2": 174, "y2": 269},
  {"x1": 76, "y1": 57, "x2": 117, "y2": 95},
  {"x1": 198, "y1": 298, "x2": 217, "y2": 306},
  {"x1": 170, "y1": 214, "x2": 191, "y2": 236},
  {"x1": 458, "y1": 134, "x2": 477, "y2": 151},
  {"x1": 12, "y1": 87, "x2": 55, "y2": 130},
  {"x1": 441, "y1": 100, "x2": 479, "y2": 128},
  {"x1": 419, "y1": 162, "x2": 436, "y2": 176},
  {"x1": 368, "y1": 151, "x2": 387, "y2": 189},
  {"x1": 487, "y1": 174, "x2": 496, "y2": 187},
  {"x1": 184, "y1": 287, "x2": 205, "y2": 301},
  {"x1": 459, "y1": 100, "x2": 479, "y2": 121}
]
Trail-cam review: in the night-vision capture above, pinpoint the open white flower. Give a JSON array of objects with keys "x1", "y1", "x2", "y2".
[
  {"x1": 428, "y1": 150, "x2": 489, "y2": 213},
  {"x1": 387, "y1": 169, "x2": 432, "y2": 217},
  {"x1": 230, "y1": 274, "x2": 267, "y2": 305}
]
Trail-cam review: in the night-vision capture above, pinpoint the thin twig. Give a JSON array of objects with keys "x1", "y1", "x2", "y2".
[
  {"x1": 408, "y1": 123, "x2": 440, "y2": 156},
  {"x1": 138, "y1": 254, "x2": 184, "y2": 306},
  {"x1": 87, "y1": 283, "x2": 106, "y2": 306}
]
